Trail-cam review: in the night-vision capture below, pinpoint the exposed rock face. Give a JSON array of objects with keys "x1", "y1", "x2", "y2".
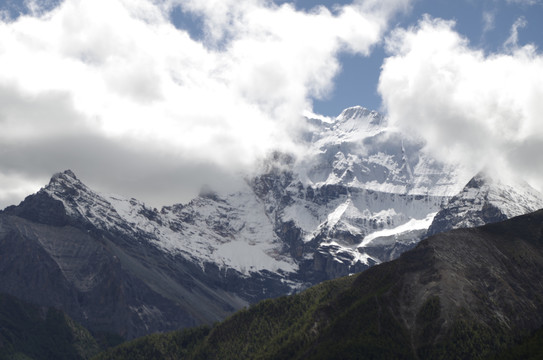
[
  {"x1": 3, "y1": 190, "x2": 70, "y2": 226},
  {"x1": 0, "y1": 213, "x2": 254, "y2": 339}
]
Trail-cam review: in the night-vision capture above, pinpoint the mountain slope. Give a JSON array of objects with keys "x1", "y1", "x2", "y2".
[
  {"x1": 96, "y1": 209, "x2": 543, "y2": 359},
  {"x1": 0, "y1": 172, "x2": 263, "y2": 339},
  {"x1": 0, "y1": 293, "x2": 100, "y2": 360}
]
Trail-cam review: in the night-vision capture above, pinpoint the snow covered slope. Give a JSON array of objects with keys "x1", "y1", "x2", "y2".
[
  {"x1": 427, "y1": 172, "x2": 543, "y2": 237},
  {"x1": 42, "y1": 170, "x2": 296, "y2": 277},
  {"x1": 247, "y1": 106, "x2": 467, "y2": 279},
  {"x1": 297, "y1": 107, "x2": 463, "y2": 196}
]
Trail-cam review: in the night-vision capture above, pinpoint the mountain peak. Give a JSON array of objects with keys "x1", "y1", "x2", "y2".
[
  {"x1": 0, "y1": 170, "x2": 88, "y2": 226},
  {"x1": 336, "y1": 106, "x2": 382, "y2": 124},
  {"x1": 45, "y1": 170, "x2": 88, "y2": 201},
  {"x1": 464, "y1": 171, "x2": 489, "y2": 189},
  {"x1": 338, "y1": 106, "x2": 370, "y2": 118},
  {"x1": 50, "y1": 169, "x2": 78, "y2": 183},
  {"x1": 62, "y1": 169, "x2": 77, "y2": 178},
  {"x1": 426, "y1": 171, "x2": 543, "y2": 237}
]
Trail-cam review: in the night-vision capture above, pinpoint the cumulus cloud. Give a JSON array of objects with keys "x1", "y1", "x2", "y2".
[
  {"x1": 379, "y1": 16, "x2": 543, "y2": 191},
  {"x1": 0, "y1": 0, "x2": 409, "y2": 207}
]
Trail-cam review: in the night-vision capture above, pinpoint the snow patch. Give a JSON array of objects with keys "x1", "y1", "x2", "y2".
[{"x1": 360, "y1": 212, "x2": 437, "y2": 247}]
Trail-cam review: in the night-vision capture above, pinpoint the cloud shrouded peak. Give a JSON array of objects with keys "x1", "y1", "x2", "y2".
[
  {"x1": 0, "y1": 0, "x2": 409, "y2": 208},
  {"x1": 379, "y1": 16, "x2": 543, "y2": 191}
]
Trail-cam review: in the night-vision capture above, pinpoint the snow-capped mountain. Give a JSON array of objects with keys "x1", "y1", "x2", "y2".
[
  {"x1": 0, "y1": 169, "x2": 301, "y2": 338},
  {"x1": 2, "y1": 106, "x2": 542, "y2": 338},
  {"x1": 298, "y1": 107, "x2": 462, "y2": 196},
  {"x1": 42, "y1": 170, "x2": 297, "y2": 278},
  {"x1": 427, "y1": 172, "x2": 543, "y2": 237},
  {"x1": 20, "y1": 107, "x2": 472, "y2": 285},
  {"x1": 258, "y1": 106, "x2": 466, "y2": 275}
]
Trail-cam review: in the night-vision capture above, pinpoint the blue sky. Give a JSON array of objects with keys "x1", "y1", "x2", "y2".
[
  {"x1": 308, "y1": 0, "x2": 543, "y2": 115},
  {"x1": 170, "y1": 0, "x2": 543, "y2": 116},
  {"x1": 1, "y1": 0, "x2": 543, "y2": 207}
]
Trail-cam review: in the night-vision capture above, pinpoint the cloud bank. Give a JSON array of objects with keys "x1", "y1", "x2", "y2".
[
  {"x1": 0, "y1": 0, "x2": 409, "y2": 207},
  {"x1": 379, "y1": 16, "x2": 543, "y2": 190}
]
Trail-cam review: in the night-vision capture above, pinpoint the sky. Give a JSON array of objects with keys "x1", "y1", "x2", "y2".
[{"x1": 0, "y1": 0, "x2": 543, "y2": 208}]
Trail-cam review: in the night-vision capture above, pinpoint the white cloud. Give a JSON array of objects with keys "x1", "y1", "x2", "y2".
[
  {"x1": 505, "y1": 0, "x2": 540, "y2": 5},
  {"x1": 0, "y1": 0, "x2": 409, "y2": 207},
  {"x1": 482, "y1": 10, "x2": 495, "y2": 35},
  {"x1": 503, "y1": 16, "x2": 527, "y2": 50},
  {"x1": 379, "y1": 16, "x2": 543, "y2": 190}
]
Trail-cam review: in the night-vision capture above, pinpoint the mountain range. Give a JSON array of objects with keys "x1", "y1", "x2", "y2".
[
  {"x1": 97, "y1": 208, "x2": 543, "y2": 359},
  {"x1": 1, "y1": 106, "x2": 543, "y2": 346}
]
